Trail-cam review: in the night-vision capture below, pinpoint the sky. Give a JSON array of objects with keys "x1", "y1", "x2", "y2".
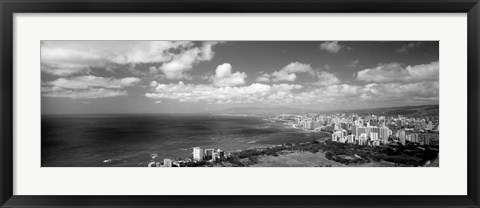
[{"x1": 41, "y1": 41, "x2": 439, "y2": 114}]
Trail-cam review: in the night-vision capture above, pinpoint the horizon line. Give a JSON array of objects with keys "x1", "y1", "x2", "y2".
[{"x1": 41, "y1": 103, "x2": 439, "y2": 116}]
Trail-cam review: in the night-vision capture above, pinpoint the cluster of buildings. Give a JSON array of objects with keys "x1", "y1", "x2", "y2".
[
  {"x1": 147, "y1": 147, "x2": 230, "y2": 167},
  {"x1": 193, "y1": 147, "x2": 229, "y2": 162},
  {"x1": 331, "y1": 125, "x2": 392, "y2": 146},
  {"x1": 396, "y1": 130, "x2": 432, "y2": 146},
  {"x1": 148, "y1": 158, "x2": 173, "y2": 167},
  {"x1": 282, "y1": 113, "x2": 438, "y2": 146}
]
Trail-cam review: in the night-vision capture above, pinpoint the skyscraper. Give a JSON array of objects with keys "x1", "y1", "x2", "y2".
[
  {"x1": 380, "y1": 126, "x2": 391, "y2": 143},
  {"x1": 204, "y1": 149, "x2": 214, "y2": 160},
  {"x1": 346, "y1": 135, "x2": 355, "y2": 144},
  {"x1": 356, "y1": 127, "x2": 368, "y2": 140},
  {"x1": 396, "y1": 130, "x2": 406, "y2": 145},
  {"x1": 193, "y1": 147, "x2": 204, "y2": 161},
  {"x1": 368, "y1": 126, "x2": 379, "y2": 142},
  {"x1": 164, "y1": 158, "x2": 172, "y2": 167},
  {"x1": 359, "y1": 133, "x2": 368, "y2": 145}
]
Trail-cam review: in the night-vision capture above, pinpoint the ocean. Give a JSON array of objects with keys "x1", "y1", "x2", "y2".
[{"x1": 41, "y1": 114, "x2": 329, "y2": 167}]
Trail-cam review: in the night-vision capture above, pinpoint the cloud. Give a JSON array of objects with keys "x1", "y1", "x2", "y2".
[
  {"x1": 356, "y1": 61, "x2": 439, "y2": 83},
  {"x1": 320, "y1": 41, "x2": 344, "y2": 53},
  {"x1": 396, "y1": 42, "x2": 421, "y2": 54},
  {"x1": 47, "y1": 75, "x2": 141, "y2": 89},
  {"x1": 256, "y1": 73, "x2": 271, "y2": 82},
  {"x1": 41, "y1": 62, "x2": 90, "y2": 76},
  {"x1": 257, "y1": 62, "x2": 314, "y2": 82},
  {"x1": 42, "y1": 88, "x2": 128, "y2": 99},
  {"x1": 144, "y1": 80, "x2": 438, "y2": 107},
  {"x1": 314, "y1": 71, "x2": 341, "y2": 86},
  {"x1": 355, "y1": 81, "x2": 439, "y2": 103},
  {"x1": 158, "y1": 42, "x2": 218, "y2": 80},
  {"x1": 42, "y1": 75, "x2": 141, "y2": 99},
  {"x1": 41, "y1": 41, "x2": 191, "y2": 66},
  {"x1": 347, "y1": 59, "x2": 361, "y2": 68},
  {"x1": 211, "y1": 63, "x2": 247, "y2": 87},
  {"x1": 41, "y1": 41, "x2": 220, "y2": 79},
  {"x1": 146, "y1": 82, "x2": 302, "y2": 104},
  {"x1": 111, "y1": 41, "x2": 193, "y2": 64},
  {"x1": 321, "y1": 64, "x2": 331, "y2": 71}
]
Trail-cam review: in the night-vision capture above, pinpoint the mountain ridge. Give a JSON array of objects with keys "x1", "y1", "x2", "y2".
[{"x1": 217, "y1": 104, "x2": 439, "y2": 116}]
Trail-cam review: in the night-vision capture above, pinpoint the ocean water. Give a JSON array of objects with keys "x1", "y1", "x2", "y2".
[{"x1": 41, "y1": 114, "x2": 329, "y2": 167}]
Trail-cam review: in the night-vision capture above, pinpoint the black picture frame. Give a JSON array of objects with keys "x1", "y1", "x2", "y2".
[{"x1": 1, "y1": 0, "x2": 479, "y2": 207}]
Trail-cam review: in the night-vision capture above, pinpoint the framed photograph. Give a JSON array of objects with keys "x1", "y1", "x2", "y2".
[{"x1": 1, "y1": 0, "x2": 479, "y2": 207}]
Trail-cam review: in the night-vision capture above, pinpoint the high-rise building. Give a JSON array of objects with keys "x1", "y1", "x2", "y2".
[
  {"x1": 218, "y1": 149, "x2": 225, "y2": 158},
  {"x1": 193, "y1": 147, "x2": 204, "y2": 161},
  {"x1": 369, "y1": 132, "x2": 379, "y2": 141},
  {"x1": 204, "y1": 149, "x2": 214, "y2": 160},
  {"x1": 379, "y1": 126, "x2": 391, "y2": 143},
  {"x1": 368, "y1": 126, "x2": 379, "y2": 141},
  {"x1": 396, "y1": 129, "x2": 406, "y2": 144},
  {"x1": 211, "y1": 149, "x2": 226, "y2": 162},
  {"x1": 332, "y1": 130, "x2": 346, "y2": 142},
  {"x1": 400, "y1": 135, "x2": 406, "y2": 145},
  {"x1": 408, "y1": 133, "x2": 419, "y2": 143},
  {"x1": 340, "y1": 122, "x2": 349, "y2": 131},
  {"x1": 359, "y1": 133, "x2": 368, "y2": 145},
  {"x1": 164, "y1": 158, "x2": 172, "y2": 167},
  {"x1": 352, "y1": 125, "x2": 358, "y2": 137},
  {"x1": 355, "y1": 126, "x2": 368, "y2": 140},
  {"x1": 334, "y1": 123, "x2": 341, "y2": 131},
  {"x1": 306, "y1": 120, "x2": 314, "y2": 130},
  {"x1": 424, "y1": 137, "x2": 431, "y2": 145},
  {"x1": 346, "y1": 135, "x2": 355, "y2": 144},
  {"x1": 212, "y1": 151, "x2": 219, "y2": 162}
]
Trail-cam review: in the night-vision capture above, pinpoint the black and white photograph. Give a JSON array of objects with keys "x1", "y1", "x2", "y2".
[{"x1": 41, "y1": 41, "x2": 439, "y2": 167}]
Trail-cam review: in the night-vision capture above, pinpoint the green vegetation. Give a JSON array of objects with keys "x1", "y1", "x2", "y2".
[
  {"x1": 221, "y1": 139, "x2": 438, "y2": 167},
  {"x1": 166, "y1": 137, "x2": 438, "y2": 167},
  {"x1": 322, "y1": 140, "x2": 438, "y2": 166}
]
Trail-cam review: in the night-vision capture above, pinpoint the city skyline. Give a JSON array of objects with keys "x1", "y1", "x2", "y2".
[{"x1": 41, "y1": 41, "x2": 439, "y2": 114}]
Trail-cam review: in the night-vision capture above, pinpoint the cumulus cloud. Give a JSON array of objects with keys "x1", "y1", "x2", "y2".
[
  {"x1": 41, "y1": 62, "x2": 90, "y2": 76},
  {"x1": 42, "y1": 75, "x2": 141, "y2": 99},
  {"x1": 211, "y1": 63, "x2": 247, "y2": 87},
  {"x1": 159, "y1": 42, "x2": 218, "y2": 79},
  {"x1": 41, "y1": 41, "x2": 191, "y2": 66},
  {"x1": 320, "y1": 41, "x2": 344, "y2": 53},
  {"x1": 41, "y1": 41, "x2": 220, "y2": 79},
  {"x1": 256, "y1": 62, "x2": 314, "y2": 82},
  {"x1": 256, "y1": 73, "x2": 271, "y2": 82},
  {"x1": 356, "y1": 61, "x2": 439, "y2": 83},
  {"x1": 356, "y1": 81, "x2": 439, "y2": 103},
  {"x1": 396, "y1": 42, "x2": 421, "y2": 54},
  {"x1": 144, "y1": 79, "x2": 438, "y2": 107},
  {"x1": 314, "y1": 71, "x2": 341, "y2": 86},
  {"x1": 146, "y1": 82, "x2": 302, "y2": 104}
]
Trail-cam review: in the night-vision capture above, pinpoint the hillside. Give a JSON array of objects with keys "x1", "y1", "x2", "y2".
[{"x1": 218, "y1": 105, "x2": 439, "y2": 116}]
